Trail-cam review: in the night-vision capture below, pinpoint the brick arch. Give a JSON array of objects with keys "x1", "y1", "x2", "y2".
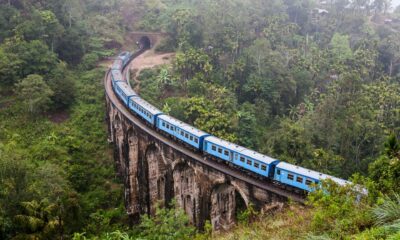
[
  {"x1": 209, "y1": 182, "x2": 248, "y2": 230},
  {"x1": 144, "y1": 143, "x2": 173, "y2": 215},
  {"x1": 172, "y1": 162, "x2": 202, "y2": 227},
  {"x1": 127, "y1": 32, "x2": 167, "y2": 50}
]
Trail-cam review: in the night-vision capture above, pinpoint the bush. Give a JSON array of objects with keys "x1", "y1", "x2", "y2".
[
  {"x1": 155, "y1": 37, "x2": 176, "y2": 53},
  {"x1": 307, "y1": 180, "x2": 373, "y2": 238},
  {"x1": 80, "y1": 53, "x2": 100, "y2": 71}
]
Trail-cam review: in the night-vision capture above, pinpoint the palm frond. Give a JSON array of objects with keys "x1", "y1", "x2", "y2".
[{"x1": 372, "y1": 194, "x2": 400, "y2": 226}]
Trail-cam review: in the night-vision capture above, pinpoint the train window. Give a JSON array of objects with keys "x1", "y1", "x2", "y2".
[
  {"x1": 287, "y1": 174, "x2": 294, "y2": 180},
  {"x1": 162, "y1": 122, "x2": 165, "y2": 127},
  {"x1": 224, "y1": 150, "x2": 229, "y2": 156},
  {"x1": 185, "y1": 133, "x2": 189, "y2": 138},
  {"x1": 180, "y1": 131, "x2": 184, "y2": 136},
  {"x1": 247, "y1": 159, "x2": 252, "y2": 165},
  {"x1": 261, "y1": 165, "x2": 266, "y2": 171},
  {"x1": 254, "y1": 162, "x2": 259, "y2": 168},
  {"x1": 306, "y1": 179, "x2": 313, "y2": 185},
  {"x1": 194, "y1": 138, "x2": 198, "y2": 143},
  {"x1": 190, "y1": 136, "x2": 193, "y2": 141},
  {"x1": 240, "y1": 157, "x2": 245, "y2": 162},
  {"x1": 212, "y1": 145, "x2": 216, "y2": 151},
  {"x1": 296, "y1": 176, "x2": 303, "y2": 183},
  {"x1": 277, "y1": 170, "x2": 281, "y2": 175},
  {"x1": 218, "y1": 148, "x2": 222, "y2": 154}
]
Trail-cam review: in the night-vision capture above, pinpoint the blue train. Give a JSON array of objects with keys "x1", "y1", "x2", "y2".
[{"x1": 110, "y1": 50, "x2": 354, "y2": 194}]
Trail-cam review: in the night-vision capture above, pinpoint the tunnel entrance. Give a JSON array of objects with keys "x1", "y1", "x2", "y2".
[{"x1": 139, "y1": 36, "x2": 151, "y2": 50}]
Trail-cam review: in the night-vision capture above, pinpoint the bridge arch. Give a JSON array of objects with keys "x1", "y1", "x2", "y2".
[
  {"x1": 209, "y1": 182, "x2": 248, "y2": 230},
  {"x1": 144, "y1": 143, "x2": 173, "y2": 215},
  {"x1": 172, "y1": 162, "x2": 202, "y2": 227}
]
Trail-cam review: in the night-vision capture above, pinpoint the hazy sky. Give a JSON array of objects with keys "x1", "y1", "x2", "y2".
[{"x1": 393, "y1": 0, "x2": 400, "y2": 10}]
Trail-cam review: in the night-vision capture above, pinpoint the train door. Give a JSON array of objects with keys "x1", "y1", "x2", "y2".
[{"x1": 230, "y1": 152, "x2": 235, "y2": 162}]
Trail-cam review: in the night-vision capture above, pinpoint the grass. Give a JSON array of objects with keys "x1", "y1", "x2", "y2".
[{"x1": 212, "y1": 204, "x2": 314, "y2": 240}]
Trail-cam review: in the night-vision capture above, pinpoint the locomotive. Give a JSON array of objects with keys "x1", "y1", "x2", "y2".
[{"x1": 110, "y1": 49, "x2": 354, "y2": 194}]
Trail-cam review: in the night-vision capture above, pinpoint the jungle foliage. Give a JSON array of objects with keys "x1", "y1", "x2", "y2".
[{"x1": 0, "y1": 0, "x2": 400, "y2": 239}]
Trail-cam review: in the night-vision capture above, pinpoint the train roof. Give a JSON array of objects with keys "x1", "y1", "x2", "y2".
[
  {"x1": 111, "y1": 70, "x2": 123, "y2": 81},
  {"x1": 119, "y1": 51, "x2": 131, "y2": 57},
  {"x1": 240, "y1": 148, "x2": 279, "y2": 165},
  {"x1": 130, "y1": 97, "x2": 163, "y2": 115},
  {"x1": 116, "y1": 81, "x2": 136, "y2": 96},
  {"x1": 276, "y1": 162, "x2": 350, "y2": 186},
  {"x1": 205, "y1": 136, "x2": 245, "y2": 150},
  {"x1": 158, "y1": 115, "x2": 209, "y2": 137},
  {"x1": 204, "y1": 136, "x2": 278, "y2": 165},
  {"x1": 111, "y1": 59, "x2": 123, "y2": 69}
]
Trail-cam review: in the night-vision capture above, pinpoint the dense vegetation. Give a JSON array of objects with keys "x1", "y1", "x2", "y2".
[
  {"x1": 0, "y1": 0, "x2": 399, "y2": 239},
  {"x1": 136, "y1": 0, "x2": 400, "y2": 238}
]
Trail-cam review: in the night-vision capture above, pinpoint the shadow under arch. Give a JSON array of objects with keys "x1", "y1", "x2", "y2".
[
  {"x1": 208, "y1": 182, "x2": 248, "y2": 230},
  {"x1": 172, "y1": 162, "x2": 203, "y2": 227},
  {"x1": 139, "y1": 36, "x2": 151, "y2": 50}
]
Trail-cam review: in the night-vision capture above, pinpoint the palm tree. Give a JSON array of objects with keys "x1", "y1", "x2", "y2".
[
  {"x1": 384, "y1": 134, "x2": 400, "y2": 159},
  {"x1": 157, "y1": 67, "x2": 172, "y2": 90},
  {"x1": 372, "y1": 194, "x2": 400, "y2": 233}
]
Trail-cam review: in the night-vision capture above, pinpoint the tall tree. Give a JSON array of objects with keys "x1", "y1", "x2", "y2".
[{"x1": 15, "y1": 74, "x2": 53, "y2": 114}]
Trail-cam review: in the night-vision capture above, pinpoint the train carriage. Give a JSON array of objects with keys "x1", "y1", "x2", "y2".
[
  {"x1": 114, "y1": 81, "x2": 137, "y2": 105},
  {"x1": 273, "y1": 162, "x2": 350, "y2": 192},
  {"x1": 156, "y1": 115, "x2": 210, "y2": 150},
  {"x1": 111, "y1": 70, "x2": 124, "y2": 88},
  {"x1": 128, "y1": 97, "x2": 163, "y2": 125},
  {"x1": 111, "y1": 59, "x2": 123, "y2": 71},
  {"x1": 233, "y1": 148, "x2": 280, "y2": 178},
  {"x1": 203, "y1": 136, "x2": 279, "y2": 178},
  {"x1": 118, "y1": 51, "x2": 132, "y2": 67}
]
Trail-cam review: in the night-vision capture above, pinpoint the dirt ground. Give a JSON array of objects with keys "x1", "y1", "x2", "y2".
[{"x1": 129, "y1": 48, "x2": 175, "y2": 90}]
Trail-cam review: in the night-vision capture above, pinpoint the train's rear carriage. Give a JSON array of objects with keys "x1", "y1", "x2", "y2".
[
  {"x1": 129, "y1": 97, "x2": 163, "y2": 126},
  {"x1": 111, "y1": 59, "x2": 123, "y2": 70},
  {"x1": 115, "y1": 82, "x2": 137, "y2": 105},
  {"x1": 203, "y1": 136, "x2": 238, "y2": 162},
  {"x1": 233, "y1": 149, "x2": 280, "y2": 178}
]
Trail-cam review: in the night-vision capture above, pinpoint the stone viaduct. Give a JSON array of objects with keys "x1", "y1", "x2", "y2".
[{"x1": 105, "y1": 33, "x2": 303, "y2": 230}]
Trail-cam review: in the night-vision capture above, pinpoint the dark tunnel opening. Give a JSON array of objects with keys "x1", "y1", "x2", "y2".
[{"x1": 139, "y1": 36, "x2": 151, "y2": 50}]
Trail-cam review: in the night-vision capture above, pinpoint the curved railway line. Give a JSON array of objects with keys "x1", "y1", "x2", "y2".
[{"x1": 104, "y1": 45, "x2": 306, "y2": 204}]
